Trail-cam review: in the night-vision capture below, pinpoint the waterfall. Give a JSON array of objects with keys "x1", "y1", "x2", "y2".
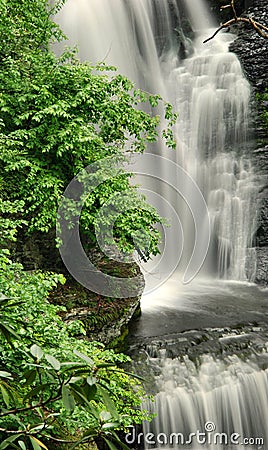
[
  {"x1": 55, "y1": 0, "x2": 258, "y2": 283},
  {"x1": 141, "y1": 350, "x2": 268, "y2": 449},
  {"x1": 168, "y1": 33, "x2": 258, "y2": 280}
]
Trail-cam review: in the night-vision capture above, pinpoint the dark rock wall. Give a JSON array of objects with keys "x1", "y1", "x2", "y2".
[
  {"x1": 228, "y1": 0, "x2": 268, "y2": 285},
  {"x1": 229, "y1": 1, "x2": 268, "y2": 95},
  {"x1": 207, "y1": 0, "x2": 253, "y2": 21}
]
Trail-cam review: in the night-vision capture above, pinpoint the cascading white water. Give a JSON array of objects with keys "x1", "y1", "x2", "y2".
[
  {"x1": 55, "y1": 0, "x2": 172, "y2": 95},
  {"x1": 56, "y1": 0, "x2": 258, "y2": 282},
  {"x1": 142, "y1": 350, "x2": 268, "y2": 449},
  {"x1": 167, "y1": 33, "x2": 259, "y2": 279}
]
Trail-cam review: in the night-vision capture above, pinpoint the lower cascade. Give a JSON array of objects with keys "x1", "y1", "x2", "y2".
[
  {"x1": 140, "y1": 350, "x2": 268, "y2": 449},
  {"x1": 128, "y1": 283, "x2": 268, "y2": 449}
]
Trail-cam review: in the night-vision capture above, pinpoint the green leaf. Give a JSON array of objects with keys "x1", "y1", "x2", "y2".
[
  {"x1": 0, "y1": 297, "x2": 24, "y2": 308},
  {"x1": 102, "y1": 422, "x2": 120, "y2": 430},
  {"x1": 86, "y1": 375, "x2": 97, "y2": 385},
  {"x1": 98, "y1": 386, "x2": 119, "y2": 420},
  {"x1": 0, "y1": 371, "x2": 13, "y2": 379},
  {"x1": 56, "y1": 362, "x2": 87, "y2": 374},
  {"x1": 103, "y1": 437, "x2": 119, "y2": 450},
  {"x1": 30, "y1": 344, "x2": 44, "y2": 361},
  {"x1": 0, "y1": 383, "x2": 10, "y2": 407},
  {"x1": 82, "y1": 428, "x2": 98, "y2": 438},
  {"x1": 73, "y1": 350, "x2": 94, "y2": 366},
  {"x1": 45, "y1": 354, "x2": 61, "y2": 371},
  {"x1": 23, "y1": 369, "x2": 36, "y2": 386},
  {"x1": 29, "y1": 423, "x2": 47, "y2": 432},
  {"x1": 100, "y1": 411, "x2": 112, "y2": 422},
  {"x1": 96, "y1": 362, "x2": 117, "y2": 369},
  {"x1": 23, "y1": 383, "x2": 50, "y2": 401},
  {"x1": 18, "y1": 442, "x2": 26, "y2": 450},
  {"x1": 5, "y1": 444, "x2": 20, "y2": 450},
  {"x1": 62, "y1": 385, "x2": 75, "y2": 411},
  {"x1": 109, "y1": 432, "x2": 132, "y2": 450},
  {"x1": 29, "y1": 436, "x2": 48, "y2": 450},
  {"x1": 0, "y1": 435, "x2": 22, "y2": 450},
  {"x1": 0, "y1": 322, "x2": 20, "y2": 344},
  {"x1": 69, "y1": 383, "x2": 96, "y2": 404},
  {"x1": 83, "y1": 383, "x2": 97, "y2": 400}
]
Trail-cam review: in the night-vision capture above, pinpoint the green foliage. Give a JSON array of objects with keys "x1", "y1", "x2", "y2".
[
  {"x1": 0, "y1": 252, "x2": 151, "y2": 448},
  {"x1": 0, "y1": 188, "x2": 151, "y2": 448},
  {"x1": 0, "y1": 199, "x2": 26, "y2": 246},
  {"x1": 0, "y1": 0, "x2": 177, "y2": 258},
  {"x1": 0, "y1": 341, "x2": 144, "y2": 449}
]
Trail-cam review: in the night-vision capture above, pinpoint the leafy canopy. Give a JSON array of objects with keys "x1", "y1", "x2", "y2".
[{"x1": 0, "y1": 0, "x2": 177, "y2": 258}]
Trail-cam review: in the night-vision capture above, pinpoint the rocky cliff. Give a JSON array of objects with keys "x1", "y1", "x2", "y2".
[{"x1": 229, "y1": 0, "x2": 268, "y2": 285}]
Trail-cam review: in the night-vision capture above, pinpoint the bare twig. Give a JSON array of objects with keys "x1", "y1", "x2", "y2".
[
  {"x1": 230, "y1": 0, "x2": 238, "y2": 21},
  {"x1": 203, "y1": 0, "x2": 268, "y2": 43}
]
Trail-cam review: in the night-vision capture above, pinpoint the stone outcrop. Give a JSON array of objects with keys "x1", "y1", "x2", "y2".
[{"x1": 228, "y1": 0, "x2": 268, "y2": 285}]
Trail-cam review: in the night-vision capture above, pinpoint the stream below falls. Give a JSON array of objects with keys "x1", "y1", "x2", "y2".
[{"x1": 128, "y1": 280, "x2": 268, "y2": 449}]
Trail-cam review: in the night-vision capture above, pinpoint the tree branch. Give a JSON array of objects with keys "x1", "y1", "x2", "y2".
[
  {"x1": 203, "y1": 1, "x2": 268, "y2": 43},
  {"x1": 231, "y1": 0, "x2": 238, "y2": 21},
  {"x1": 203, "y1": 18, "x2": 236, "y2": 43},
  {"x1": 0, "y1": 394, "x2": 61, "y2": 418}
]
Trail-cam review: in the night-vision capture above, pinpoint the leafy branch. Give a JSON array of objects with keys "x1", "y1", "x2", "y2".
[
  {"x1": 0, "y1": 262, "x2": 151, "y2": 449},
  {"x1": 0, "y1": 343, "x2": 132, "y2": 450}
]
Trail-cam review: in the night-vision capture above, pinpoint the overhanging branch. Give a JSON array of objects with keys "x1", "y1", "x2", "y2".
[{"x1": 203, "y1": 1, "x2": 268, "y2": 43}]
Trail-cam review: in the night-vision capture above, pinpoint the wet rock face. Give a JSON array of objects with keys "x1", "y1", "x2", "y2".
[
  {"x1": 256, "y1": 195, "x2": 268, "y2": 247},
  {"x1": 228, "y1": 0, "x2": 268, "y2": 285},
  {"x1": 229, "y1": 0, "x2": 268, "y2": 97},
  {"x1": 255, "y1": 248, "x2": 268, "y2": 286}
]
